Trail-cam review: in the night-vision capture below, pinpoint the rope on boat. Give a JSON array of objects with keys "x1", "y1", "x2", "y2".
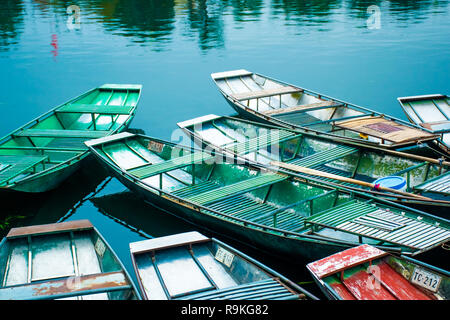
[{"x1": 441, "y1": 242, "x2": 450, "y2": 251}]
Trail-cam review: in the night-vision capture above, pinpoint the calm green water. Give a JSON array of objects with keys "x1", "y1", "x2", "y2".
[{"x1": 0, "y1": 0, "x2": 449, "y2": 297}]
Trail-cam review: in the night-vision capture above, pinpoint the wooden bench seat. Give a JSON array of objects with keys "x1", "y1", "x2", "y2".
[
  {"x1": 227, "y1": 130, "x2": 300, "y2": 154},
  {"x1": 0, "y1": 271, "x2": 131, "y2": 300},
  {"x1": 186, "y1": 173, "x2": 287, "y2": 205},
  {"x1": 263, "y1": 101, "x2": 341, "y2": 116},
  {"x1": 57, "y1": 104, "x2": 134, "y2": 115},
  {"x1": 14, "y1": 129, "x2": 110, "y2": 139},
  {"x1": 231, "y1": 86, "x2": 302, "y2": 101},
  {"x1": 129, "y1": 152, "x2": 214, "y2": 179}
]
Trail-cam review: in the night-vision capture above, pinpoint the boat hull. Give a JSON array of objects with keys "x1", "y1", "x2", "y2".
[{"x1": 106, "y1": 165, "x2": 390, "y2": 263}]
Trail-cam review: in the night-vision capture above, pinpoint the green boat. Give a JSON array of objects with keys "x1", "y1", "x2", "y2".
[
  {"x1": 0, "y1": 220, "x2": 141, "y2": 300},
  {"x1": 0, "y1": 84, "x2": 141, "y2": 193},
  {"x1": 177, "y1": 114, "x2": 450, "y2": 215},
  {"x1": 85, "y1": 132, "x2": 450, "y2": 262},
  {"x1": 211, "y1": 70, "x2": 438, "y2": 150}
]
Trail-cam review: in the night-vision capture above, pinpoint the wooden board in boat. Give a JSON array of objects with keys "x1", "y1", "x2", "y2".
[{"x1": 334, "y1": 116, "x2": 438, "y2": 144}]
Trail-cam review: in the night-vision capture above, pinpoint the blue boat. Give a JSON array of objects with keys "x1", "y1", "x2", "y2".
[
  {"x1": 0, "y1": 220, "x2": 140, "y2": 300},
  {"x1": 130, "y1": 231, "x2": 317, "y2": 300}
]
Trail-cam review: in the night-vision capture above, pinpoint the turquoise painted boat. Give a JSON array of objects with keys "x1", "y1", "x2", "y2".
[
  {"x1": 398, "y1": 94, "x2": 450, "y2": 154},
  {"x1": 177, "y1": 114, "x2": 450, "y2": 215},
  {"x1": 85, "y1": 132, "x2": 450, "y2": 262},
  {"x1": 211, "y1": 70, "x2": 438, "y2": 150},
  {"x1": 0, "y1": 84, "x2": 141, "y2": 193},
  {"x1": 130, "y1": 231, "x2": 317, "y2": 300},
  {"x1": 307, "y1": 244, "x2": 450, "y2": 300},
  {"x1": 0, "y1": 220, "x2": 140, "y2": 300}
]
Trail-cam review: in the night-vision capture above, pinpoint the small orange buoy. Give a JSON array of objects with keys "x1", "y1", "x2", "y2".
[{"x1": 359, "y1": 133, "x2": 369, "y2": 139}]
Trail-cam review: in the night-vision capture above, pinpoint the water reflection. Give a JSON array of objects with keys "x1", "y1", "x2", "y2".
[
  {"x1": 0, "y1": 0, "x2": 446, "y2": 52},
  {"x1": 0, "y1": 0, "x2": 25, "y2": 51},
  {"x1": 0, "y1": 159, "x2": 108, "y2": 238}
]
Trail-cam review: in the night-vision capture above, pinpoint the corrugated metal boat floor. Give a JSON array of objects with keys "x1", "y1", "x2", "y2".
[
  {"x1": 307, "y1": 200, "x2": 450, "y2": 250},
  {"x1": 178, "y1": 278, "x2": 300, "y2": 300}
]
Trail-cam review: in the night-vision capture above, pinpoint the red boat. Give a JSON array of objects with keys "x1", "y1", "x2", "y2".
[{"x1": 307, "y1": 244, "x2": 449, "y2": 300}]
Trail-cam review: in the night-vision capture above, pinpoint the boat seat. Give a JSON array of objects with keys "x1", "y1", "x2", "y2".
[
  {"x1": 288, "y1": 145, "x2": 358, "y2": 168},
  {"x1": 172, "y1": 181, "x2": 219, "y2": 198},
  {"x1": 370, "y1": 261, "x2": 432, "y2": 300},
  {"x1": 207, "y1": 195, "x2": 307, "y2": 231},
  {"x1": 56, "y1": 104, "x2": 134, "y2": 115},
  {"x1": 0, "y1": 271, "x2": 131, "y2": 300},
  {"x1": 186, "y1": 173, "x2": 287, "y2": 205},
  {"x1": 306, "y1": 200, "x2": 450, "y2": 250},
  {"x1": 129, "y1": 152, "x2": 214, "y2": 179},
  {"x1": 342, "y1": 267, "x2": 396, "y2": 300},
  {"x1": 231, "y1": 86, "x2": 302, "y2": 101},
  {"x1": 0, "y1": 155, "x2": 48, "y2": 184},
  {"x1": 226, "y1": 131, "x2": 301, "y2": 155},
  {"x1": 263, "y1": 101, "x2": 342, "y2": 116},
  {"x1": 14, "y1": 129, "x2": 109, "y2": 139},
  {"x1": 413, "y1": 171, "x2": 450, "y2": 196},
  {"x1": 178, "y1": 278, "x2": 301, "y2": 300}
]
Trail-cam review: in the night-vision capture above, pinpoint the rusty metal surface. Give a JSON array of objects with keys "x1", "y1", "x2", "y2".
[
  {"x1": 0, "y1": 271, "x2": 130, "y2": 300},
  {"x1": 6, "y1": 220, "x2": 94, "y2": 239}
]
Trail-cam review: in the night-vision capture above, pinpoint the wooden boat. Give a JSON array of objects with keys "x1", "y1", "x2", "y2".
[
  {"x1": 0, "y1": 220, "x2": 140, "y2": 300},
  {"x1": 177, "y1": 114, "x2": 450, "y2": 215},
  {"x1": 130, "y1": 231, "x2": 317, "y2": 300},
  {"x1": 211, "y1": 70, "x2": 438, "y2": 150},
  {"x1": 85, "y1": 132, "x2": 450, "y2": 262},
  {"x1": 398, "y1": 94, "x2": 450, "y2": 154},
  {"x1": 307, "y1": 244, "x2": 449, "y2": 300},
  {"x1": 0, "y1": 84, "x2": 141, "y2": 193}
]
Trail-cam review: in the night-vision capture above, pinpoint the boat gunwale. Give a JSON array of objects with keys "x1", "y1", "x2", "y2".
[
  {"x1": 0, "y1": 85, "x2": 142, "y2": 190},
  {"x1": 87, "y1": 133, "x2": 450, "y2": 256},
  {"x1": 211, "y1": 71, "x2": 439, "y2": 147}
]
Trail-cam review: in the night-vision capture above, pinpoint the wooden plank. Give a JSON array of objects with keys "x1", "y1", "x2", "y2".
[
  {"x1": 130, "y1": 232, "x2": 209, "y2": 255},
  {"x1": 7, "y1": 220, "x2": 93, "y2": 238},
  {"x1": 371, "y1": 261, "x2": 432, "y2": 300},
  {"x1": 307, "y1": 245, "x2": 387, "y2": 279},
  {"x1": 419, "y1": 120, "x2": 450, "y2": 132},
  {"x1": 342, "y1": 270, "x2": 396, "y2": 300},
  {"x1": 334, "y1": 116, "x2": 437, "y2": 144},
  {"x1": 14, "y1": 129, "x2": 109, "y2": 139},
  {"x1": 231, "y1": 86, "x2": 302, "y2": 101},
  {"x1": 57, "y1": 104, "x2": 133, "y2": 115},
  {"x1": 211, "y1": 70, "x2": 253, "y2": 80},
  {"x1": 263, "y1": 100, "x2": 339, "y2": 116},
  {"x1": 328, "y1": 282, "x2": 356, "y2": 300},
  {"x1": 0, "y1": 271, "x2": 130, "y2": 300}
]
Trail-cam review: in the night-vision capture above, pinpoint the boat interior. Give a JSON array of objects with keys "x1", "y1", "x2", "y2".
[
  {"x1": 180, "y1": 116, "x2": 447, "y2": 194},
  {"x1": 0, "y1": 86, "x2": 139, "y2": 186},
  {"x1": 131, "y1": 232, "x2": 303, "y2": 300},
  {"x1": 399, "y1": 95, "x2": 450, "y2": 148},
  {"x1": 313, "y1": 250, "x2": 448, "y2": 300},
  {"x1": 0, "y1": 224, "x2": 134, "y2": 300},
  {"x1": 91, "y1": 135, "x2": 450, "y2": 254},
  {"x1": 213, "y1": 71, "x2": 437, "y2": 146}
]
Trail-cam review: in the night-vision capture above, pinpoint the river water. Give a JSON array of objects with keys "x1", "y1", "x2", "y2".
[{"x1": 0, "y1": 0, "x2": 449, "y2": 298}]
